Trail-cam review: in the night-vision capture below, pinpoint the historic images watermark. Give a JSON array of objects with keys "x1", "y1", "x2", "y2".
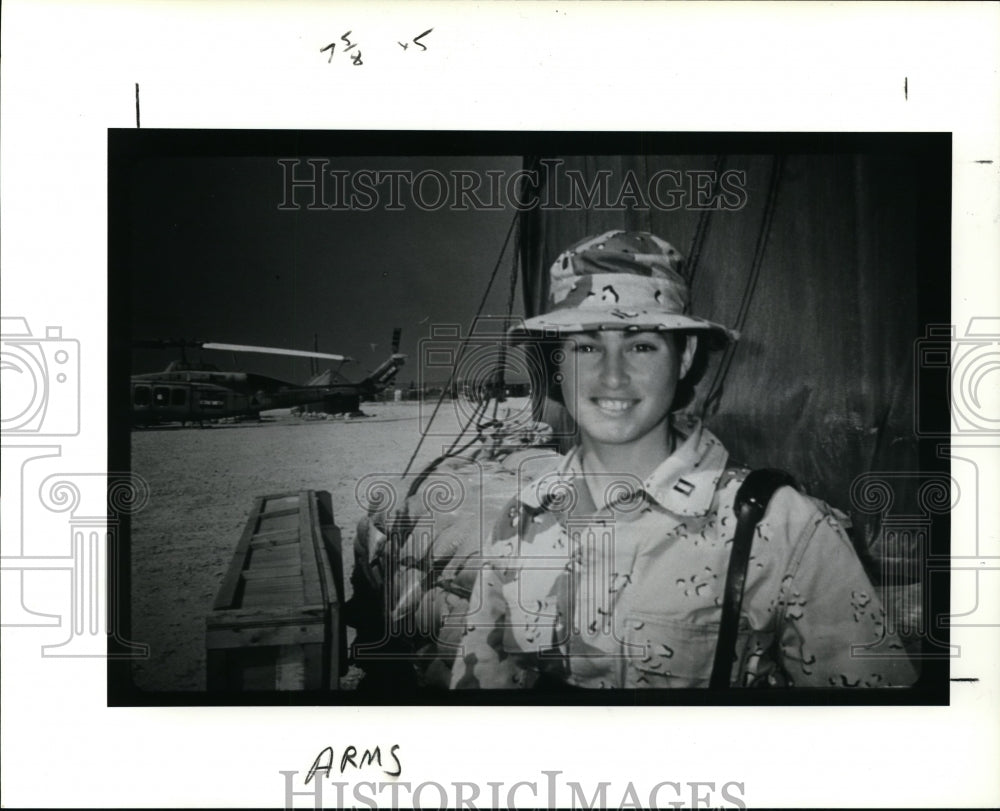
[
  {"x1": 280, "y1": 747, "x2": 749, "y2": 810},
  {"x1": 909, "y1": 319, "x2": 1000, "y2": 643},
  {"x1": 1, "y1": 315, "x2": 148, "y2": 658},
  {"x1": 914, "y1": 318, "x2": 1000, "y2": 437},
  {"x1": 415, "y1": 315, "x2": 576, "y2": 439},
  {"x1": 1, "y1": 316, "x2": 80, "y2": 437},
  {"x1": 840, "y1": 318, "x2": 1000, "y2": 660},
  {"x1": 277, "y1": 158, "x2": 749, "y2": 213},
  {"x1": 352, "y1": 460, "x2": 642, "y2": 662}
]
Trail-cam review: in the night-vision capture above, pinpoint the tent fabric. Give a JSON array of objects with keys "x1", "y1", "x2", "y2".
[{"x1": 518, "y1": 153, "x2": 948, "y2": 562}]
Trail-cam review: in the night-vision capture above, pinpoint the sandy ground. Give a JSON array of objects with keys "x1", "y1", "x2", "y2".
[{"x1": 129, "y1": 398, "x2": 515, "y2": 692}]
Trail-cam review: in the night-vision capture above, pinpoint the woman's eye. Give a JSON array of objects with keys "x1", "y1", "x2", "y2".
[
  {"x1": 571, "y1": 342, "x2": 598, "y2": 353},
  {"x1": 630, "y1": 342, "x2": 658, "y2": 353}
]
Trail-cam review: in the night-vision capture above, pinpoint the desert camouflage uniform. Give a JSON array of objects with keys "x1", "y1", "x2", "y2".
[
  {"x1": 348, "y1": 425, "x2": 562, "y2": 690},
  {"x1": 450, "y1": 417, "x2": 918, "y2": 689}
]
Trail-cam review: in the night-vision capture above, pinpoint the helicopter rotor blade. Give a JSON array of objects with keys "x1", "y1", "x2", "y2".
[
  {"x1": 132, "y1": 338, "x2": 207, "y2": 349},
  {"x1": 201, "y1": 342, "x2": 352, "y2": 363}
]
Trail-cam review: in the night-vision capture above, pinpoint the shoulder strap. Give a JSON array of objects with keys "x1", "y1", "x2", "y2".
[{"x1": 709, "y1": 468, "x2": 797, "y2": 689}]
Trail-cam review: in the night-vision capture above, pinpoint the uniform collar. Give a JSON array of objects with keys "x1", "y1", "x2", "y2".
[
  {"x1": 519, "y1": 416, "x2": 729, "y2": 518},
  {"x1": 642, "y1": 417, "x2": 729, "y2": 516}
]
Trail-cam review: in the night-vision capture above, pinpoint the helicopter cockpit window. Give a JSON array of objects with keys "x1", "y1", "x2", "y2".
[
  {"x1": 133, "y1": 385, "x2": 151, "y2": 407},
  {"x1": 170, "y1": 387, "x2": 187, "y2": 407}
]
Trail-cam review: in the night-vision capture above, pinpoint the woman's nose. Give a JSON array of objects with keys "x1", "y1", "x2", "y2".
[{"x1": 598, "y1": 348, "x2": 629, "y2": 388}]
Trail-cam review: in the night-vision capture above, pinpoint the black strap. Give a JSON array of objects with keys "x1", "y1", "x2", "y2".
[{"x1": 709, "y1": 468, "x2": 797, "y2": 689}]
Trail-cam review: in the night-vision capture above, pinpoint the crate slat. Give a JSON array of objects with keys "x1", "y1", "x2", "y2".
[
  {"x1": 250, "y1": 529, "x2": 300, "y2": 546},
  {"x1": 213, "y1": 495, "x2": 264, "y2": 611},
  {"x1": 259, "y1": 505, "x2": 301, "y2": 519},
  {"x1": 241, "y1": 564, "x2": 302, "y2": 581},
  {"x1": 275, "y1": 645, "x2": 307, "y2": 690},
  {"x1": 249, "y1": 545, "x2": 300, "y2": 565},
  {"x1": 206, "y1": 490, "x2": 344, "y2": 692},
  {"x1": 207, "y1": 619, "x2": 325, "y2": 650},
  {"x1": 299, "y1": 497, "x2": 324, "y2": 606}
]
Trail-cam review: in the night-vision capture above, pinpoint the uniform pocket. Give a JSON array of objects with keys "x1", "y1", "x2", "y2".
[{"x1": 623, "y1": 612, "x2": 747, "y2": 688}]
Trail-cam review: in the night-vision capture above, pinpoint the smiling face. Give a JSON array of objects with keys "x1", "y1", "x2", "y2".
[{"x1": 558, "y1": 330, "x2": 696, "y2": 467}]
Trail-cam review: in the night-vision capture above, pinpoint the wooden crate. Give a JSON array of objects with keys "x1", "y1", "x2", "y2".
[{"x1": 206, "y1": 490, "x2": 345, "y2": 691}]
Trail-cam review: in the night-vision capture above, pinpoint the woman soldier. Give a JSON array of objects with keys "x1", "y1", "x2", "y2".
[{"x1": 450, "y1": 230, "x2": 917, "y2": 689}]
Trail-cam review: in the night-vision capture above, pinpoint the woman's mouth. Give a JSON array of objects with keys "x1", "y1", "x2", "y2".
[{"x1": 592, "y1": 398, "x2": 638, "y2": 414}]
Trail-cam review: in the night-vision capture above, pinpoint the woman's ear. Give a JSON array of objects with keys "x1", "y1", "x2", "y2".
[{"x1": 680, "y1": 334, "x2": 698, "y2": 379}]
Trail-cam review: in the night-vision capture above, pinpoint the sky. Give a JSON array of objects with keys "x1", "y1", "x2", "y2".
[{"x1": 126, "y1": 153, "x2": 523, "y2": 386}]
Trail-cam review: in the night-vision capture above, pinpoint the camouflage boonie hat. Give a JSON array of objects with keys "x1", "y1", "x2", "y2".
[{"x1": 515, "y1": 230, "x2": 738, "y2": 347}]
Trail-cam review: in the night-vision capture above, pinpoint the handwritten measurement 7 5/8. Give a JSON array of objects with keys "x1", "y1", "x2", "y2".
[{"x1": 320, "y1": 28, "x2": 433, "y2": 66}]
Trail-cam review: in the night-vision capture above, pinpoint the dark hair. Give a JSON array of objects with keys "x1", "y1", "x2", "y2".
[{"x1": 526, "y1": 330, "x2": 708, "y2": 412}]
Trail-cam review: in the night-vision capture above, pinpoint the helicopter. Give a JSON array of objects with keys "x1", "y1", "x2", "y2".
[{"x1": 131, "y1": 329, "x2": 406, "y2": 427}]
